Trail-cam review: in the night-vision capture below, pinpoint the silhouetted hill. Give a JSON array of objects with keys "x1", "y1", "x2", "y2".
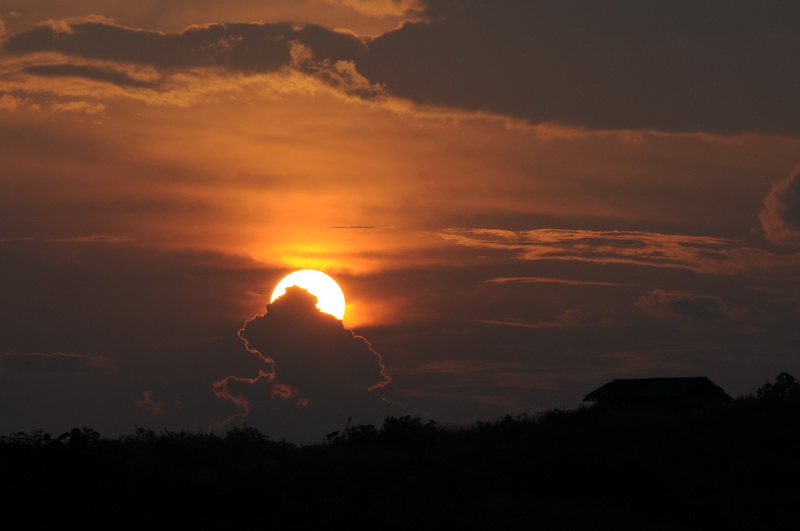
[{"x1": 3, "y1": 388, "x2": 799, "y2": 529}]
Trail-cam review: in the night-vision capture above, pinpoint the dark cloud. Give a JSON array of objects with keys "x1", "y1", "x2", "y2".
[
  {"x1": 635, "y1": 289, "x2": 729, "y2": 322},
  {"x1": 5, "y1": 4, "x2": 797, "y2": 133},
  {"x1": 23, "y1": 64, "x2": 155, "y2": 88},
  {"x1": 240, "y1": 286, "x2": 391, "y2": 396},
  {"x1": 3, "y1": 21, "x2": 363, "y2": 72},
  {"x1": 360, "y1": 0, "x2": 800, "y2": 133},
  {"x1": 214, "y1": 286, "x2": 399, "y2": 442},
  {"x1": 760, "y1": 168, "x2": 800, "y2": 247}
]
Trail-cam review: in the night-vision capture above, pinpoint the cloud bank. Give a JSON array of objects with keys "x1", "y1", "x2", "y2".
[
  {"x1": 4, "y1": 2, "x2": 799, "y2": 133},
  {"x1": 361, "y1": 0, "x2": 800, "y2": 134}
]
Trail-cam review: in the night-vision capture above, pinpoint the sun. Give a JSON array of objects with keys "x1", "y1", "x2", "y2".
[{"x1": 270, "y1": 269, "x2": 346, "y2": 320}]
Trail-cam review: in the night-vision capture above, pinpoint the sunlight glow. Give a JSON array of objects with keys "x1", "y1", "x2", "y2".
[{"x1": 270, "y1": 269, "x2": 346, "y2": 320}]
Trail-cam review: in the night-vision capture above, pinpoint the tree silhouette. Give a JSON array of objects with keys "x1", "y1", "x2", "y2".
[{"x1": 757, "y1": 372, "x2": 800, "y2": 399}]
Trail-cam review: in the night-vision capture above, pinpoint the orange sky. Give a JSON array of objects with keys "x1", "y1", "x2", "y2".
[{"x1": 2, "y1": 1, "x2": 799, "y2": 442}]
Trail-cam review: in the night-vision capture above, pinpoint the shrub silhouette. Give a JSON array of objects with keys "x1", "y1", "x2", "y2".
[
  {"x1": 2, "y1": 377, "x2": 800, "y2": 528},
  {"x1": 380, "y1": 415, "x2": 436, "y2": 442}
]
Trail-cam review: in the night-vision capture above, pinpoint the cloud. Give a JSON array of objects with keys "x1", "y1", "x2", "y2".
[
  {"x1": 24, "y1": 63, "x2": 156, "y2": 88},
  {"x1": 288, "y1": 41, "x2": 383, "y2": 98},
  {"x1": 359, "y1": 0, "x2": 800, "y2": 134},
  {"x1": 136, "y1": 390, "x2": 163, "y2": 415},
  {"x1": 480, "y1": 308, "x2": 614, "y2": 330},
  {"x1": 48, "y1": 99, "x2": 106, "y2": 116},
  {"x1": 240, "y1": 286, "x2": 391, "y2": 394},
  {"x1": 0, "y1": 92, "x2": 36, "y2": 111},
  {"x1": 325, "y1": 0, "x2": 423, "y2": 18},
  {"x1": 7, "y1": 4, "x2": 799, "y2": 134},
  {"x1": 438, "y1": 228, "x2": 800, "y2": 276},
  {"x1": 2, "y1": 20, "x2": 364, "y2": 72},
  {"x1": 760, "y1": 167, "x2": 800, "y2": 247},
  {"x1": 634, "y1": 289, "x2": 730, "y2": 322},
  {"x1": 0, "y1": 2, "x2": 414, "y2": 39},
  {"x1": 213, "y1": 286, "x2": 398, "y2": 440},
  {"x1": 0, "y1": 351, "x2": 114, "y2": 375},
  {"x1": 1, "y1": 19, "x2": 385, "y2": 109},
  {"x1": 486, "y1": 276, "x2": 620, "y2": 287}
]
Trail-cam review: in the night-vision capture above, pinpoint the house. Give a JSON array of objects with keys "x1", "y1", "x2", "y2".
[{"x1": 583, "y1": 377, "x2": 733, "y2": 407}]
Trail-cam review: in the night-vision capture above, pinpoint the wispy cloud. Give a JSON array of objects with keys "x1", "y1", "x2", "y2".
[
  {"x1": 439, "y1": 228, "x2": 800, "y2": 276},
  {"x1": 0, "y1": 235, "x2": 136, "y2": 244},
  {"x1": 323, "y1": 0, "x2": 423, "y2": 18},
  {"x1": 0, "y1": 351, "x2": 114, "y2": 375},
  {"x1": 135, "y1": 390, "x2": 164, "y2": 415},
  {"x1": 486, "y1": 276, "x2": 620, "y2": 287}
]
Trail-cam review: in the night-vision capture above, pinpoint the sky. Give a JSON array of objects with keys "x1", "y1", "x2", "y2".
[{"x1": 1, "y1": 0, "x2": 799, "y2": 444}]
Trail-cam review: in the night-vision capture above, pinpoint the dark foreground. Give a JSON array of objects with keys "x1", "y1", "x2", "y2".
[{"x1": 3, "y1": 394, "x2": 799, "y2": 529}]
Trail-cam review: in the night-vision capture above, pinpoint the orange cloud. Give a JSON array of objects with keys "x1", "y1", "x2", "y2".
[
  {"x1": 210, "y1": 370, "x2": 274, "y2": 429},
  {"x1": 324, "y1": 0, "x2": 422, "y2": 19},
  {"x1": 136, "y1": 390, "x2": 163, "y2": 415},
  {"x1": 0, "y1": 1, "x2": 411, "y2": 37}
]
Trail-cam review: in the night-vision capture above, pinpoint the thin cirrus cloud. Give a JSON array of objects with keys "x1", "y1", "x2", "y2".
[
  {"x1": 485, "y1": 277, "x2": 621, "y2": 287},
  {"x1": 0, "y1": 351, "x2": 114, "y2": 375},
  {"x1": 437, "y1": 228, "x2": 800, "y2": 276}
]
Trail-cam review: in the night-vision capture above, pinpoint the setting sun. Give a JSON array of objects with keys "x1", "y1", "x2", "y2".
[{"x1": 270, "y1": 269, "x2": 346, "y2": 320}]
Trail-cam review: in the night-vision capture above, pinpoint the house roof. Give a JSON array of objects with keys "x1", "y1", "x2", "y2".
[{"x1": 583, "y1": 377, "x2": 733, "y2": 404}]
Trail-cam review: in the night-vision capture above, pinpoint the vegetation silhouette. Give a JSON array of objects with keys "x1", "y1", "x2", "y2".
[
  {"x1": 756, "y1": 371, "x2": 800, "y2": 399},
  {"x1": 3, "y1": 373, "x2": 799, "y2": 528}
]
